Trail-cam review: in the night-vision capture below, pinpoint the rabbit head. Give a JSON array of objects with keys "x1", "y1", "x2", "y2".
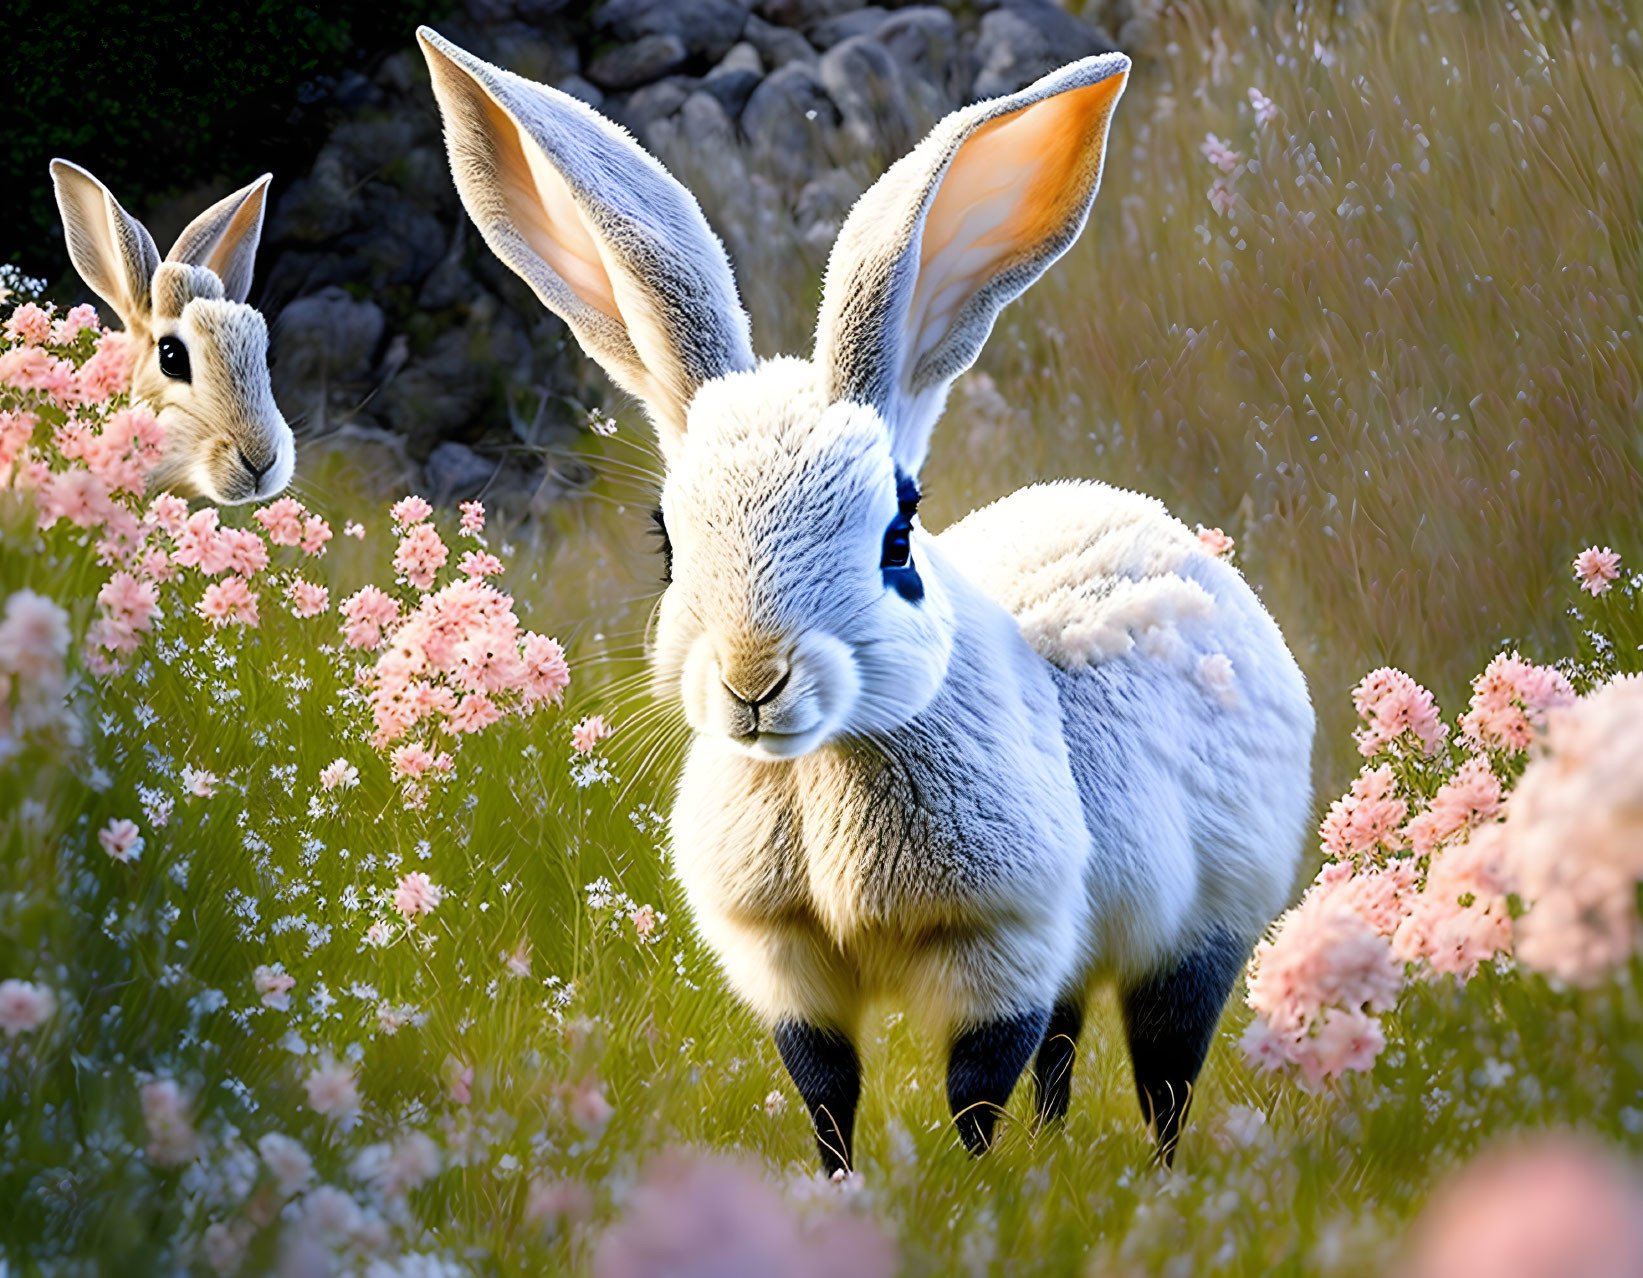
[
  {"x1": 50, "y1": 160, "x2": 293, "y2": 504},
  {"x1": 420, "y1": 29, "x2": 1127, "y2": 759}
]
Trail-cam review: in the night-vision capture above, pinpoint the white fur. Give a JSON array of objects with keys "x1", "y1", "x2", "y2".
[
  {"x1": 421, "y1": 35, "x2": 1314, "y2": 1058},
  {"x1": 50, "y1": 160, "x2": 292, "y2": 504}
]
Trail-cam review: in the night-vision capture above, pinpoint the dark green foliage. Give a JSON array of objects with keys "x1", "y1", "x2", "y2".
[{"x1": 1, "y1": 0, "x2": 451, "y2": 287}]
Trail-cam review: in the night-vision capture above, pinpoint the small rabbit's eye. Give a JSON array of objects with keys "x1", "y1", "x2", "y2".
[
  {"x1": 881, "y1": 517, "x2": 912, "y2": 570},
  {"x1": 157, "y1": 335, "x2": 191, "y2": 382}
]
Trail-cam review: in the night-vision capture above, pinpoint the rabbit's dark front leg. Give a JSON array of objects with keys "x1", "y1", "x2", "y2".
[
  {"x1": 947, "y1": 1007, "x2": 1050, "y2": 1154},
  {"x1": 774, "y1": 1021, "x2": 860, "y2": 1175},
  {"x1": 1032, "y1": 996, "x2": 1086, "y2": 1126},
  {"x1": 1120, "y1": 928, "x2": 1248, "y2": 1165}
]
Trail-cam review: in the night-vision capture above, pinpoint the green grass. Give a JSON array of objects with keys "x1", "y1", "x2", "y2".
[{"x1": 5, "y1": 1, "x2": 1643, "y2": 1274}]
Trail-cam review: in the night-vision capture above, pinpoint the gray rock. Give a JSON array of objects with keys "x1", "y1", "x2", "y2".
[
  {"x1": 614, "y1": 76, "x2": 700, "y2": 131},
  {"x1": 740, "y1": 63, "x2": 840, "y2": 183},
  {"x1": 808, "y1": 6, "x2": 889, "y2": 49},
  {"x1": 876, "y1": 7, "x2": 965, "y2": 112},
  {"x1": 271, "y1": 287, "x2": 386, "y2": 428},
  {"x1": 378, "y1": 329, "x2": 494, "y2": 455},
  {"x1": 972, "y1": 2, "x2": 1116, "y2": 101},
  {"x1": 348, "y1": 189, "x2": 447, "y2": 286},
  {"x1": 426, "y1": 440, "x2": 498, "y2": 504},
  {"x1": 594, "y1": 0, "x2": 754, "y2": 62},
  {"x1": 679, "y1": 92, "x2": 738, "y2": 150},
  {"x1": 702, "y1": 42, "x2": 763, "y2": 117},
  {"x1": 587, "y1": 32, "x2": 688, "y2": 90},
  {"x1": 515, "y1": 0, "x2": 571, "y2": 19},
  {"x1": 820, "y1": 34, "x2": 916, "y2": 157},
  {"x1": 556, "y1": 73, "x2": 605, "y2": 107},
  {"x1": 489, "y1": 22, "x2": 581, "y2": 81},
  {"x1": 754, "y1": 0, "x2": 853, "y2": 26},
  {"x1": 742, "y1": 13, "x2": 818, "y2": 67}
]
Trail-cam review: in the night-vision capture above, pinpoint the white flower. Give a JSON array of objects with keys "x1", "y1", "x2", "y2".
[
  {"x1": 319, "y1": 758, "x2": 360, "y2": 791},
  {"x1": 0, "y1": 979, "x2": 56, "y2": 1038},
  {"x1": 257, "y1": 1131, "x2": 315, "y2": 1195}
]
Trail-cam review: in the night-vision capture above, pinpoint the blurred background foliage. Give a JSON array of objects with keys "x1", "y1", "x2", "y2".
[{"x1": 0, "y1": 0, "x2": 455, "y2": 280}]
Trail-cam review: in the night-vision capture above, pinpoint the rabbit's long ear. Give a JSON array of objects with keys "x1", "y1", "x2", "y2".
[
  {"x1": 49, "y1": 159, "x2": 161, "y2": 328},
  {"x1": 816, "y1": 54, "x2": 1129, "y2": 474},
  {"x1": 166, "y1": 174, "x2": 272, "y2": 304},
  {"x1": 418, "y1": 27, "x2": 754, "y2": 460}
]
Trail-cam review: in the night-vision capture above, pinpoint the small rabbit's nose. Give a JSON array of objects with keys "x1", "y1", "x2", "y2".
[
  {"x1": 721, "y1": 661, "x2": 791, "y2": 710},
  {"x1": 238, "y1": 448, "x2": 272, "y2": 487}
]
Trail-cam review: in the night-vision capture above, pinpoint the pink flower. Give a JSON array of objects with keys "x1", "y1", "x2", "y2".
[
  {"x1": 1248, "y1": 86, "x2": 1279, "y2": 127},
  {"x1": 50, "y1": 303, "x2": 101, "y2": 345},
  {"x1": 522, "y1": 633, "x2": 571, "y2": 705},
  {"x1": 253, "y1": 964, "x2": 296, "y2": 1010},
  {"x1": 1195, "y1": 525, "x2": 1234, "y2": 557},
  {"x1": 1246, "y1": 895, "x2": 1402, "y2": 1038},
  {"x1": 1288, "y1": 1005, "x2": 1386, "y2": 1087},
  {"x1": 341, "y1": 586, "x2": 399, "y2": 651},
  {"x1": 0, "y1": 589, "x2": 71, "y2": 681},
  {"x1": 0, "y1": 979, "x2": 56, "y2": 1038},
  {"x1": 140, "y1": 1079, "x2": 201, "y2": 1166},
  {"x1": 344, "y1": 520, "x2": 366, "y2": 539},
  {"x1": 1460, "y1": 652, "x2": 1576, "y2": 752},
  {"x1": 253, "y1": 496, "x2": 307, "y2": 546},
  {"x1": 303, "y1": 1057, "x2": 360, "y2": 1118},
  {"x1": 1201, "y1": 132, "x2": 1242, "y2": 173},
  {"x1": 458, "y1": 550, "x2": 504, "y2": 578},
  {"x1": 591, "y1": 1150, "x2": 897, "y2": 1278},
  {"x1": 0, "y1": 408, "x2": 37, "y2": 468},
  {"x1": 318, "y1": 758, "x2": 359, "y2": 791},
  {"x1": 390, "y1": 742, "x2": 436, "y2": 779},
  {"x1": 571, "y1": 714, "x2": 613, "y2": 755},
  {"x1": 630, "y1": 904, "x2": 657, "y2": 939},
  {"x1": 391, "y1": 495, "x2": 433, "y2": 527},
  {"x1": 1352, "y1": 666, "x2": 1447, "y2": 757},
  {"x1": 505, "y1": 940, "x2": 532, "y2": 978},
  {"x1": 1499, "y1": 675, "x2": 1643, "y2": 984},
  {"x1": 448, "y1": 1061, "x2": 474, "y2": 1105},
  {"x1": 1573, "y1": 546, "x2": 1621, "y2": 595},
  {"x1": 299, "y1": 514, "x2": 332, "y2": 556},
  {"x1": 449, "y1": 692, "x2": 502, "y2": 734},
  {"x1": 1318, "y1": 764, "x2": 1408, "y2": 861},
  {"x1": 94, "y1": 571, "x2": 159, "y2": 654},
  {"x1": 459, "y1": 500, "x2": 486, "y2": 534},
  {"x1": 1207, "y1": 177, "x2": 1238, "y2": 218},
  {"x1": 219, "y1": 528, "x2": 269, "y2": 577},
  {"x1": 198, "y1": 575, "x2": 259, "y2": 627},
  {"x1": 365, "y1": 921, "x2": 394, "y2": 948},
  {"x1": 181, "y1": 766, "x2": 219, "y2": 799},
  {"x1": 1406, "y1": 757, "x2": 1503, "y2": 855},
  {"x1": 173, "y1": 509, "x2": 231, "y2": 573},
  {"x1": 524, "y1": 1175, "x2": 593, "y2": 1230},
  {"x1": 76, "y1": 329, "x2": 133, "y2": 400},
  {"x1": 38, "y1": 466, "x2": 114, "y2": 529},
  {"x1": 1403, "y1": 1135, "x2": 1643, "y2": 1278},
  {"x1": 567, "y1": 1074, "x2": 614, "y2": 1134},
  {"x1": 394, "y1": 523, "x2": 448, "y2": 590},
  {"x1": 148, "y1": 492, "x2": 189, "y2": 536},
  {"x1": 97, "y1": 817, "x2": 143, "y2": 863},
  {"x1": 392, "y1": 871, "x2": 443, "y2": 919},
  {"x1": 4, "y1": 301, "x2": 51, "y2": 345},
  {"x1": 287, "y1": 579, "x2": 330, "y2": 618}
]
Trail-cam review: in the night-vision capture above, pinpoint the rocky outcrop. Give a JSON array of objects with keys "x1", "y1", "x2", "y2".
[{"x1": 258, "y1": 0, "x2": 1117, "y2": 508}]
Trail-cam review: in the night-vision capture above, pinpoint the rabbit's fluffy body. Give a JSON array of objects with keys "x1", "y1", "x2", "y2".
[
  {"x1": 51, "y1": 162, "x2": 292, "y2": 504},
  {"x1": 660, "y1": 363, "x2": 1312, "y2": 1038},
  {"x1": 418, "y1": 28, "x2": 1315, "y2": 1165}
]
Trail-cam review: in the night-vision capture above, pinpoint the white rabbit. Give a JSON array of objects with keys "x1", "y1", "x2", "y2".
[
  {"x1": 420, "y1": 28, "x2": 1314, "y2": 1171},
  {"x1": 50, "y1": 160, "x2": 294, "y2": 504}
]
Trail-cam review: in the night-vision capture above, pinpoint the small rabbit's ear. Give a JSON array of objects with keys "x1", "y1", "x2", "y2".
[
  {"x1": 417, "y1": 27, "x2": 755, "y2": 460},
  {"x1": 50, "y1": 159, "x2": 160, "y2": 327},
  {"x1": 815, "y1": 54, "x2": 1130, "y2": 474},
  {"x1": 166, "y1": 173, "x2": 272, "y2": 304}
]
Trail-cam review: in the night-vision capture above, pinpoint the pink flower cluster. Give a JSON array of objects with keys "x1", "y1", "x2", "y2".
[
  {"x1": 253, "y1": 496, "x2": 332, "y2": 554},
  {"x1": 1459, "y1": 652, "x2": 1575, "y2": 752},
  {"x1": 1572, "y1": 546, "x2": 1621, "y2": 595},
  {"x1": 1498, "y1": 675, "x2": 1643, "y2": 984},
  {"x1": 1351, "y1": 666, "x2": 1447, "y2": 757}
]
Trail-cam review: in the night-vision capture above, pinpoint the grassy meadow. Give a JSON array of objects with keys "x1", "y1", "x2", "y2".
[{"x1": 4, "y1": 1, "x2": 1643, "y2": 1274}]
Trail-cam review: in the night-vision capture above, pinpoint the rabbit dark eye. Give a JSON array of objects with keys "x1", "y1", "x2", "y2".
[
  {"x1": 650, "y1": 506, "x2": 673, "y2": 583},
  {"x1": 881, "y1": 471, "x2": 923, "y2": 602},
  {"x1": 157, "y1": 335, "x2": 191, "y2": 382}
]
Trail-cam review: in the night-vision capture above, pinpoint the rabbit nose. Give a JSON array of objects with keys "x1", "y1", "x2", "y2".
[
  {"x1": 721, "y1": 660, "x2": 791, "y2": 711},
  {"x1": 238, "y1": 448, "x2": 272, "y2": 487}
]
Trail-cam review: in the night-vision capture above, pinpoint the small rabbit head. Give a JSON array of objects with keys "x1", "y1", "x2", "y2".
[
  {"x1": 50, "y1": 160, "x2": 293, "y2": 504},
  {"x1": 421, "y1": 29, "x2": 1127, "y2": 759}
]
